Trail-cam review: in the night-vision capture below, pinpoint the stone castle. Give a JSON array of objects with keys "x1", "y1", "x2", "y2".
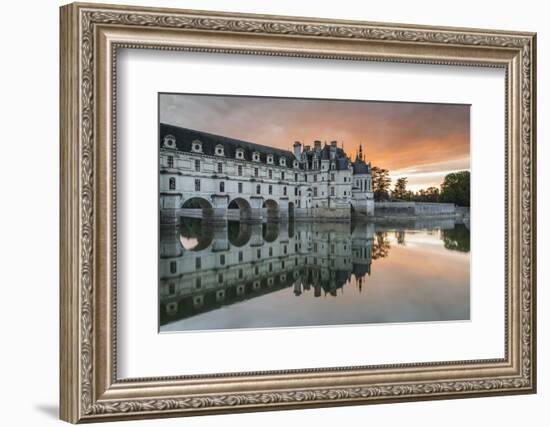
[{"x1": 159, "y1": 123, "x2": 374, "y2": 224}]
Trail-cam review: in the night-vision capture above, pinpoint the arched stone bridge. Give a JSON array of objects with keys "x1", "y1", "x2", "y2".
[{"x1": 160, "y1": 190, "x2": 295, "y2": 225}]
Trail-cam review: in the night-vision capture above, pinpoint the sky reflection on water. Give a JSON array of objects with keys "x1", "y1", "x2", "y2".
[{"x1": 159, "y1": 219, "x2": 470, "y2": 332}]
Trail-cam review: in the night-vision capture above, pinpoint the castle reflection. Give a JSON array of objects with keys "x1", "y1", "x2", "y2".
[{"x1": 159, "y1": 218, "x2": 470, "y2": 329}]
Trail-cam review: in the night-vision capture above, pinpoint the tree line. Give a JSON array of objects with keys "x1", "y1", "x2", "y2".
[{"x1": 371, "y1": 166, "x2": 470, "y2": 207}]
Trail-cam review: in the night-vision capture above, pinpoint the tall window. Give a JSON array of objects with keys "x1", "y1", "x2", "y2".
[
  {"x1": 294, "y1": 187, "x2": 298, "y2": 196},
  {"x1": 331, "y1": 173, "x2": 335, "y2": 181},
  {"x1": 169, "y1": 177, "x2": 176, "y2": 190},
  {"x1": 256, "y1": 184, "x2": 261, "y2": 194},
  {"x1": 268, "y1": 170, "x2": 272, "y2": 179},
  {"x1": 294, "y1": 173, "x2": 298, "y2": 181},
  {"x1": 217, "y1": 162, "x2": 223, "y2": 173},
  {"x1": 281, "y1": 172, "x2": 285, "y2": 180},
  {"x1": 268, "y1": 185, "x2": 272, "y2": 195},
  {"x1": 254, "y1": 168, "x2": 259, "y2": 177},
  {"x1": 194, "y1": 159, "x2": 200, "y2": 172},
  {"x1": 195, "y1": 257, "x2": 201, "y2": 270},
  {"x1": 194, "y1": 179, "x2": 200, "y2": 191},
  {"x1": 219, "y1": 181, "x2": 225, "y2": 192},
  {"x1": 330, "y1": 186, "x2": 335, "y2": 196},
  {"x1": 283, "y1": 187, "x2": 287, "y2": 196},
  {"x1": 167, "y1": 156, "x2": 174, "y2": 168},
  {"x1": 313, "y1": 187, "x2": 318, "y2": 197},
  {"x1": 238, "y1": 251, "x2": 243, "y2": 262},
  {"x1": 238, "y1": 182, "x2": 243, "y2": 193},
  {"x1": 238, "y1": 165, "x2": 242, "y2": 176},
  {"x1": 220, "y1": 254, "x2": 225, "y2": 265},
  {"x1": 170, "y1": 261, "x2": 177, "y2": 274},
  {"x1": 313, "y1": 174, "x2": 317, "y2": 182}
]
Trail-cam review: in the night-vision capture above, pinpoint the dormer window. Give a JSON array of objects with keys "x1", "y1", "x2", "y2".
[
  {"x1": 280, "y1": 157, "x2": 286, "y2": 167},
  {"x1": 191, "y1": 140, "x2": 202, "y2": 153},
  {"x1": 253, "y1": 152, "x2": 260, "y2": 162},
  {"x1": 293, "y1": 160, "x2": 299, "y2": 168},
  {"x1": 215, "y1": 144, "x2": 224, "y2": 156},
  {"x1": 267, "y1": 154, "x2": 274, "y2": 164},
  {"x1": 163, "y1": 135, "x2": 176, "y2": 148},
  {"x1": 236, "y1": 148, "x2": 244, "y2": 159}
]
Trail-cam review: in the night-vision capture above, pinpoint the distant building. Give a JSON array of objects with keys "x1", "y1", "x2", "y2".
[{"x1": 159, "y1": 123, "x2": 374, "y2": 224}]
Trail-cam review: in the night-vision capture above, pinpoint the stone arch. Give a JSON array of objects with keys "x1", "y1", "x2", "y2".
[
  {"x1": 262, "y1": 221, "x2": 279, "y2": 243},
  {"x1": 228, "y1": 221, "x2": 252, "y2": 247},
  {"x1": 179, "y1": 197, "x2": 214, "y2": 251},
  {"x1": 182, "y1": 196, "x2": 212, "y2": 210},
  {"x1": 228, "y1": 197, "x2": 252, "y2": 221},
  {"x1": 263, "y1": 199, "x2": 279, "y2": 221}
]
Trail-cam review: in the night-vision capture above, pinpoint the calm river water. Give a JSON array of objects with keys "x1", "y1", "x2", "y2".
[{"x1": 159, "y1": 218, "x2": 470, "y2": 332}]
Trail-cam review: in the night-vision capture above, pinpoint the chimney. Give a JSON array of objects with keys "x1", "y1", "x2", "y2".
[
  {"x1": 293, "y1": 141, "x2": 302, "y2": 162},
  {"x1": 330, "y1": 140, "x2": 337, "y2": 147},
  {"x1": 314, "y1": 140, "x2": 322, "y2": 151}
]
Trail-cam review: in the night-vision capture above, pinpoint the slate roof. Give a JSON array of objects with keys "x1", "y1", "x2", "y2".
[
  {"x1": 352, "y1": 159, "x2": 371, "y2": 175},
  {"x1": 301, "y1": 145, "x2": 351, "y2": 171},
  {"x1": 160, "y1": 123, "x2": 369, "y2": 174},
  {"x1": 160, "y1": 123, "x2": 296, "y2": 168}
]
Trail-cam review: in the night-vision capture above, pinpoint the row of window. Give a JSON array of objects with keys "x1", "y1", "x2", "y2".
[
  {"x1": 160, "y1": 135, "x2": 296, "y2": 168},
  {"x1": 170, "y1": 177, "x2": 346, "y2": 199},
  {"x1": 167, "y1": 156, "x2": 357, "y2": 184}
]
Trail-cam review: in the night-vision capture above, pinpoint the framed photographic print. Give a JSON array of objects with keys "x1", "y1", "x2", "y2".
[{"x1": 59, "y1": 2, "x2": 537, "y2": 423}]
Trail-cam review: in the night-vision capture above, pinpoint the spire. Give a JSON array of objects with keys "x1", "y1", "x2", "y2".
[{"x1": 358, "y1": 143, "x2": 363, "y2": 161}]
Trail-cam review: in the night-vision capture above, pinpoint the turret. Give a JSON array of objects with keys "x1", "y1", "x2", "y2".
[
  {"x1": 293, "y1": 141, "x2": 302, "y2": 162},
  {"x1": 314, "y1": 140, "x2": 322, "y2": 152},
  {"x1": 330, "y1": 140, "x2": 337, "y2": 159}
]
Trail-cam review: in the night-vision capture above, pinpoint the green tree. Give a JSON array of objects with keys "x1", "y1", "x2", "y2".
[
  {"x1": 440, "y1": 171, "x2": 470, "y2": 207},
  {"x1": 371, "y1": 166, "x2": 391, "y2": 201},
  {"x1": 441, "y1": 224, "x2": 470, "y2": 252},
  {"x1": 392, "y1": 177, "x2": 408, "y2": 200},
  {"x1": 413, "y1": 186, "x2": 440, "y2": 203}
]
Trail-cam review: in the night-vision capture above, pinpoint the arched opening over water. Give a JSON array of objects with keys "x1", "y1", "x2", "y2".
[
  {"x1": 179, "y1": 198, "x2": 215, "y2": 251},
  {"x1": 228, "y1": 197, "x2": 252, "y2": 221},
  {"x1": 228, "y1": 221, "x2": 252, "y2": 247},
  {"x1": 262, "y1": 221, "x2": 279, "y2": 243},
  {"x1": 181, "y1": 197, "x2": 213, "y2": 215},
  {"x1": 263, "y1": 199, "x2": 279, "y2": 222}
]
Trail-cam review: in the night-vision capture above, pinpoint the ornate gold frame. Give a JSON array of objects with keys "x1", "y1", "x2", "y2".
[{"x1": 59, "y1": 2, "x2": 537, "y2": 423}]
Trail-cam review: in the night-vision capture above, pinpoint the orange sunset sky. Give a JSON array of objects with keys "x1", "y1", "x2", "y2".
[{"x1": 160, "y1": 93, "x2": 470, "y2": 192}]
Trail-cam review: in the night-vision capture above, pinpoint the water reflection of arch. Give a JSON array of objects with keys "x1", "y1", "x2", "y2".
[
  {"x1": 262, "y1": 221, "x2": 279, "y2": 243},
  {"x1": 228, "y1": 197, "x2": 252, "y2": 221},
  {"x1": 263, "y1": 199, "x2": 279, "y2": 221},
  {"x1": 288, "y1": 201, "x2": 295, "y2": 219},
  {"x1": 228, "y1": 221, "x2": 252, "y2": 247},
  {"x1": 179, "y1": 217, "x2": 214, "y2": 251}
]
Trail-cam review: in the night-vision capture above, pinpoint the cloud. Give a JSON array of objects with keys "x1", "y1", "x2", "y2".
[{"x1": 160, "y1": 93, "x2": 470, "y2": 189}]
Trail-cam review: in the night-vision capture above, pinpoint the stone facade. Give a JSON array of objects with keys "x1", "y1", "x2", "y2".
[
  {"x1": 159, "y1": 124, "x2": 374, "y2": 224},
  {"x1": 374, "y1": 202, "x2": 457, "y2": 218}
]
